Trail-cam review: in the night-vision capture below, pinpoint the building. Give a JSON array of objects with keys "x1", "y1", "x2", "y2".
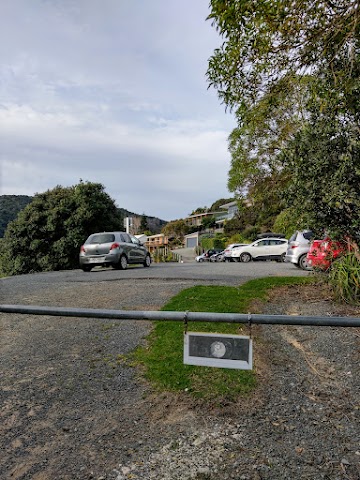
[
  {"x1": 144, "y1": 233, "x2": 169, "y2": 255},
  {"x1": 214, "y1": 201, "x2": 239, "y2": 230},
  {"x1": 184, "y1": 211, "x2": 221, "y2": 227}
]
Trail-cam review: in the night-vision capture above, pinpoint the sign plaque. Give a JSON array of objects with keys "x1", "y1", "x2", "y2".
[{"x1": 184, "y1": 332, "x2": 252, "y2": 370}]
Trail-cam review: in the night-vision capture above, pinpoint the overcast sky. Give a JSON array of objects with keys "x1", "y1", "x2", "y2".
[{"x1": 0, "y1": 0, "x2": 235, "y2": 221}]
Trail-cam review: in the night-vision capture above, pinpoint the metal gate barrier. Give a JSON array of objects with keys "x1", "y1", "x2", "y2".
[{"x1": 1, "y1": 304, "x2": 360, "y2": 327}]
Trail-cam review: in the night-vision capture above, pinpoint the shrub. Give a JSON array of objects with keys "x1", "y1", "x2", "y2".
[
  {"x1": 200, "y1": 236, "x2": 225, "y2": 251},
  {"x1": 328, "y1": 249, "x2": 360, "y2": 304},
  {"x1": 273, "y1": 209, "x2": 301, "y2": 239}
]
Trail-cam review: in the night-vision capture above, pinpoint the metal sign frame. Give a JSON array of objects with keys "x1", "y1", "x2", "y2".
[{"x1": 184, "y1": 332, "x2": 253, "y2": 370}]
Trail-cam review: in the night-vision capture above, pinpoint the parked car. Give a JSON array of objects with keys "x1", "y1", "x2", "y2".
[
  {"x1": 195, "y1": 253, "x2": 207, "y2": 262},
  {"x1": 223, "y1": 243, "x2": 247, "y2": 262},
  {"x1": 195, "y1": 249, "x2": 222, "y2": 262},
  {"x1": 306, "y1": 238, "x2": 344, "y2": 270},
  {"x1": 79, "y1": 231, "x2": 151, "y2": 272},
  {"x1": 210, "y1": 251, "x2": 225, "y2": 262},
  {"x1": 285, "y1": 230, "x2": 314, "y2": 271},
  {"x1": 231, "y1": 237, "x2": 288, "y2": 262}
]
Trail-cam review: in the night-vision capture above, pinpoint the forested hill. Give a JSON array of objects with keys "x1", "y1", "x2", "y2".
[
  {"x1": 0, "y1": 195, "x2": 33, "y2": 237},
  {"x1": 0, "y1": 195, "x2": 166, "y2": 237}
]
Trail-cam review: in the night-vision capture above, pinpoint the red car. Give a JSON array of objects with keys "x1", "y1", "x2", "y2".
[{"x1": 306, "y1": 238, "x2": 344, "y2": 270}]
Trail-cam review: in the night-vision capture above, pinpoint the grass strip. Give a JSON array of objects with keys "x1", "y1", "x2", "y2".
[{"x1": 133, "y1": 276, "x2": 313, "y2": 401}]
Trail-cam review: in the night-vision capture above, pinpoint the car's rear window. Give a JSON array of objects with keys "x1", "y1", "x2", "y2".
[
  {"x1": 303, "y1": 231, "x2": 314, "y2": 241},
  {"x1": 87, "y1": 233, "x2": 115, "y2": 244}
]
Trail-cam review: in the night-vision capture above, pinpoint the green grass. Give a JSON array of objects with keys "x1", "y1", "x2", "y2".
[{"x1": 132, "y1": 276, "x2": 314, "y2": 402}]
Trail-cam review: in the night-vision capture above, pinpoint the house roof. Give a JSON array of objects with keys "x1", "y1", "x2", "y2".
[{"x1": 219, "y1": 201, "x2": 237, "y2": 210}]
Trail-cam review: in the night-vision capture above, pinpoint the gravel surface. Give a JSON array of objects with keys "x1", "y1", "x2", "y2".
[{"x1": 1, "y1": 269, "x2": 359, "y2": 479}]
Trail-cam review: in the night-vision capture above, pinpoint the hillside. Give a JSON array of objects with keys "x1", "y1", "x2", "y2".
[
  {"x1": 0, "y1": 195, "x2": 33, "y2": 237},
  {"x1": 0, "y1": 196, "x2": 166, "y2": 237}
]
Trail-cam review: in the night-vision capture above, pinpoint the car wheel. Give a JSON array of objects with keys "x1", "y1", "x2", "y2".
[
  {"x1": 299, "y1": 254, "x2": 312, "y2": 271},
  {"x1": 119, "y1": 255, "x2": 128, "y2": 270},
  {"x1": 143, "y1": 254, "x2": 151, "y2": 267},
  {"x1": 82, "y1": 265, "x2": 92, "y2": 272},
  {"x1": 276, "y1": 253, "x2": 286, "y2": 263},
  {"x1": 240, "y1": 252, "x2": 252, "y2": 263}
]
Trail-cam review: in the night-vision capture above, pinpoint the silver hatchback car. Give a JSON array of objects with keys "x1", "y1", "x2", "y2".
[
  {"x1": 285, "y1": 230, "x2": 314, "y2": 270},
  {"x1": 79, "y1": 231, "x2": 151, "y2": 272}
]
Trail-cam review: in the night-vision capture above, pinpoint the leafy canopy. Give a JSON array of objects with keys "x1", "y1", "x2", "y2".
[{"x1": 207, "y1": 0, "x2": 360, "y2": 241}]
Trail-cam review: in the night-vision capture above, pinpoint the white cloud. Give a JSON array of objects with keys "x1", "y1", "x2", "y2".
[{"x1": 0, "y1": 0, "x2": 234, "y2": 220}]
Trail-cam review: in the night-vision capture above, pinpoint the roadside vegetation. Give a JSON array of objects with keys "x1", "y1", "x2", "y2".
[
  {"x1": 132, "y1": 277, "x2": 314, "y2": 401},
  {"x1": 205, "y1": 0, "x2": 360, "y2": 304},
  {"x1": 329, "y1": 250, "x2": 360, "y2": 304}
]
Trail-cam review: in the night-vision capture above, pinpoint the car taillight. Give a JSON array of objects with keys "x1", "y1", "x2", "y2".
[
  {"x1": 110, "y1": 242, "x2": 120, "y2": 251},
  {"x1": 80, "y1": 245, "x2": 86, "y2": 253},
  {"x1": 291, "y1": 245, "x2": 298, "y2": 249}
]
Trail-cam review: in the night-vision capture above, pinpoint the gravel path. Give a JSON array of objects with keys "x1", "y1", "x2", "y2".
[{"x1": 1, "y1": 274, "x2": 359, "y2": 479}]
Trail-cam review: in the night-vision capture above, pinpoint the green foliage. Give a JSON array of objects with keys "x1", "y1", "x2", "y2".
[
  {"x1": 0, "y1": 195, "x2": 33, "y2": 237},
  {"x1": 200, "y1": 237, "x2": 213, "y2": 251},
  {"x1": 284, "y1": 105, "x2": 360, "y2": 241},
  {"x1": 201, "y1": 215, "x2": 216, "y2": 230},
  {"x1": 329, "y1": 250, "x2": 360, "y2": 304},
  {"x1": 190, "y1": 207, "x2": 207, "y2": 215},
  {"x1": 0, "y1": 181, "x2": 123, "y2": 275},
  {"x1": 139, "y1": 213, "x2": 148, "y2": 232},
  {"x1": 242, "y1": 227, "x2": 260, "y2": 242},
  {"x1": 152, "y1": 250, "x2": 180, "y2": 263},
  {"x1": 208, "y1": 0, "x2": 360, "y2": 270},
  {"x1": 223, "y1": 215, "x2": 246, "y2": 236},
  {"x1": 207, "y1": 0, "x2": 359, "y2": 113},
  {"x1": 273, "y1": 209, "x2": 302, "y2": 239},
  {"x1": 161, "y1": 219, "x2": 190, "y2": 241},
  {"x1": 227, "y1": 233, "x2": 246, "y2": 245},
  {"x1": 200, "y1": 235, "x2": 225, "y2": 251}
]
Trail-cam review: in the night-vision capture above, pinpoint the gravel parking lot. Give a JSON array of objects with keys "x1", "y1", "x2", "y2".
[{"x1": 1, "y1": 264, "x2": 359, "y2": 479}]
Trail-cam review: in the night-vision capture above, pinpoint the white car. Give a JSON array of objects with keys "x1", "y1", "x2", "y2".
[
  {"x1": 231, "y1": 238, "x2": 288, "y2": 263},
  {"x1": 223, "y1": 243, "x2": 247, "y2": 262}
]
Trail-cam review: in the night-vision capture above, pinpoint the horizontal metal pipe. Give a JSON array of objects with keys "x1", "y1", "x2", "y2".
[{"x1": 1, "y1": 304, "x2": 360, "y2": 327}]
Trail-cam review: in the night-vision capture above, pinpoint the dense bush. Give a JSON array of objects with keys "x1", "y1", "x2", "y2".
[
  {"x1": 200, "y1": 236, "x2": 225, "y2": 251},
  {"x1": 0, "y1": 181, "x2": 123, "y2": 275},
  {"x1": 273, "y1": 209, "x2": 301, "y2": 239}
]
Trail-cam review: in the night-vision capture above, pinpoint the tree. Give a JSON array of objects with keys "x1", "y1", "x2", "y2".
[
  {"x1": 190, "y1": 207, "x2": 207, "y2": 215},
  {"x1": 201, "y1": 215, "x2": 217, "y2": 230},
  {"x1": 207, "y1": 0, "x2": 360, "y2": 240},
  {"x1": 0, "y1": 195, "x2": 33, "y2": 237},
  {"x1": 161, "y1": 219, "x2": 190, "y2": 244},
  {"x1": 140, "y1": 213, "x2": 148, "y2": 233},
  {"x1": 207, "y1": 0, "x2": 360, "y2": 113},
  {"x1": 0, "y1": 181, "x2": 123, "y2": 275},
  {"x1": 284, "y1": 106, "x2": 360, "y2": 240}
]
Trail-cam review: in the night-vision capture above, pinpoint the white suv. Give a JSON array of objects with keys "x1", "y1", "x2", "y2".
[{"x1": 231, "y1": 238, "x2": 288, "y2": 263}]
